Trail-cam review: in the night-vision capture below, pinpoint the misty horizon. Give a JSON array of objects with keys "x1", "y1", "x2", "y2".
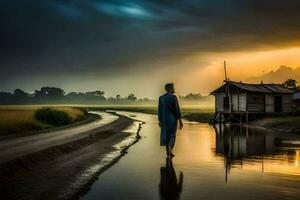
[
  {"x1": 0, "y1": 86, "x2": 214, "y2": 106},
  {"x1": 1, "y1": 65, "x2": 299, "y2": 99}
]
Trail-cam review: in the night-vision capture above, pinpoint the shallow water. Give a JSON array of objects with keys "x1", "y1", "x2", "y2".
[{"x1": 81, "y1": 112, "x2": 300, "y2": 200}]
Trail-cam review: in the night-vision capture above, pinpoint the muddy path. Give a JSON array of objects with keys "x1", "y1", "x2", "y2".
[
  {"x1": 0, "y1": 111, "x2": 141, "y2": 200},
  {"x1": 0, "y1": 111, "x2": 118, "y2": 164}
]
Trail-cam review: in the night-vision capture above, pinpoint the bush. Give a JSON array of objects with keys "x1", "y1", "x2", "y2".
[{"x1": 34, "y1": 107, "x2": 71, "y2": 126}]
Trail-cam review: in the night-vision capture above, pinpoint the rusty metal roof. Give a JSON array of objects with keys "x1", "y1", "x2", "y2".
[
  {"x1": 261, "y1": 84, "x2": 293, "y2": 93},
  {"x1": 211, "y1": 81, "x2": 293, "y2": 94},
  {"x1": 230, "y1": 81, "x2": 271, "y2": 93}
]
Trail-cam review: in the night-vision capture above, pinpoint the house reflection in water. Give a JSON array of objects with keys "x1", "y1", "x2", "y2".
[{"x1": 213, "y1": 125, "x2": 300, "y2": 181}]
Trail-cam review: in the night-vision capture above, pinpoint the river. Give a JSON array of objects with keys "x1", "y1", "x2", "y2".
[{"x1": 81, "y1": 112, "x2": 300, "y2": 200}]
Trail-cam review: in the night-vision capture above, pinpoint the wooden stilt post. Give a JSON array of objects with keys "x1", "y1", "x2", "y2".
[
  {"x1": 219, "y1": 120, "x2": 222, "y2": 134},
  {"x1": 213, "y1": 112, "x2": 217, "y2": 124}
]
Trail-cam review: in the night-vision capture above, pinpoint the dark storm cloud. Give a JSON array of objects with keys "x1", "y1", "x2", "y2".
[{"x1": 1, "y1": 0, "x2": 300, "y2": 89}]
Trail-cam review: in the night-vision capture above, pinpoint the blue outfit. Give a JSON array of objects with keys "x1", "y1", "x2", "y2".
[{"x1": 158, "y1": 93, "x2": 181, "y2": 146}]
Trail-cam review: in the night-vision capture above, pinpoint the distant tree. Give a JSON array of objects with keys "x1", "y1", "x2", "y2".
[
  {"x1": 0, "y1": 86, "x2": 158, "y2": 105},
  {"x1": 85, "y1": 91, "x2": 106, "y2": 103},
  {"x1": 35, "y1": 87, "x2": 64, "y2": 98},
  {"x1": 13, "y1": 89, "x2": 31, "y2": 104},
  {"x1": 95, "y1": 91, "x2": 105, "y2": 97},
  {"x1": 65, "y1": 92, "x2": 79, "y2": 102},
  {"x1": 126, "y1": 93, "x2": 137, "y2": 101},
  {"x1": 14, "y1": 89, "x2": 29, "y2": 98},
  {"x1": 65, "y1": 90, "x2": 106, "y2": 103},
  {"x1": 85, "y1": 91, "x2": 105, "y2": 97},
  {"x1": 34, "y1": 87, "x2": 65, "y2": 103},
  {"x1": 180, "y1": 93, "x2": 202, "y2": 101},
  {"x1": 116, "y1": 94, "x2": 121, "y2": 100},
  {"x1": 282, "y1": 79, "x2": 297, "y2": 89},
  {"x1": 0, "y1": 92, "x2": 13, "y2": 104},
  {"x1": 65, "y1": 92, "x2": 78, "y2": 98}
]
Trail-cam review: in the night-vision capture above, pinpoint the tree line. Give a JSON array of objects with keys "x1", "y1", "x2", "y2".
[
  {"x1": 0, "y1": 87, "x2": 213, "y2": 105},
  {"x1": 0, "y1": 87, "x2": 144, "y2": 105}
]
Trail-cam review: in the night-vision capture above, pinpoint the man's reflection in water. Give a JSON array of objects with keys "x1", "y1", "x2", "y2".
[{"x1": 159, "y1": 157, "x2": 183, "y2": 200}]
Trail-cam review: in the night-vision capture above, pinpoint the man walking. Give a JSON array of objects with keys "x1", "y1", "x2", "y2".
[{"x1": 158, "y1": 83, "x2": 183, "y2": 157}]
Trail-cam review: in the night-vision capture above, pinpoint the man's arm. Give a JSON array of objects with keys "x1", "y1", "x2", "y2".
[
  {"x1": 175, "y1": 96, "x2": 183, "y2": 129},
  {"x1": 158, "y1": 97, "x2": 162, "y2": 127}
]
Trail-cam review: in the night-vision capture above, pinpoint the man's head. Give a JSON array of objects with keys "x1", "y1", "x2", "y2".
[{"x1": 165, "y1": 83, "x2": 175, "y2": 94}]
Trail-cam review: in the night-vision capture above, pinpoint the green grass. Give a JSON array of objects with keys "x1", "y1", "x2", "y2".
[
  {"x1": 0, "y1": 104, "x2": 214, "y2": 136},
  {"x1": 0, "y1": 106, "x2": 86, "y2": 136}
]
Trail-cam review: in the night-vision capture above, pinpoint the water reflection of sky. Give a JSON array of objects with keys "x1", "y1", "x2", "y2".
[{"x1": 81, "y1": 112, "x2": 300, "y2": 200}]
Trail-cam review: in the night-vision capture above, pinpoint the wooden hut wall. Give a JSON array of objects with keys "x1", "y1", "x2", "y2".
[
  {"x1": 246, "y1": 93, "x2": 265, "y2": 112},
  {"x1": 232, "y1": 94, "x2": 238, "y2": 111},
  {"x1": 239, "y1": 93, "x2": 247, "y2": 112},
  {"x1": 212, "y1": 82, "x2": 294, "y2": 114},
  {"x1": 265, "y1": 94, "x2": 274, "y2": 113},
  {"x1": 215, "y1": 93, "x2": 224, "y2": 112},
  {"x1": 231, "y1": 93, "x2": 247, "y2": 112},
  {"x1": 282, "y1": 94, "x2": 293, "y2": 112}
]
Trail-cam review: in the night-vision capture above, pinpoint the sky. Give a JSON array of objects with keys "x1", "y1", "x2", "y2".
[{"x1": 1, "y1": 0, "x2": 300, "y2": 98}]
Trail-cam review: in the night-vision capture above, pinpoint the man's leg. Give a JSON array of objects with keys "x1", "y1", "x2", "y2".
[
  {"x1": 166, "y1": 145, "x2": 169, "y2": 155},
  {"x1": 168, "y1": 136, "x2": 175, "y2": 157},
  {"x1": 166, "y1": 132, "x2": 170, "y2": 156}
]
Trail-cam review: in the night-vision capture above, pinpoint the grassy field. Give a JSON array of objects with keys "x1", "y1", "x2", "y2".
[
  {"x1": 0, "y1": 104, "x2": 214, "y2": 136},
  {"x1": 85, "y1": 105, "x2": 215, "y2": 123},
  {"x1": 0, "y1": 106, "x2": 86, "y2": 136}
]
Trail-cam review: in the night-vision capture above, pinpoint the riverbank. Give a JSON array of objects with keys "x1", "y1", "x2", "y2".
[
  {"x1": 0, "y1": 112, "x2": 140, "y2": 200},
  {"x1": 86, "y1": 105, "x2": 215, "y2": 123},
  {"x1": 0, "y1": 106, "x2": 88, "y2": 137},
  {"x1": 86, "y1": 106, "x2": 300, "y2": 135},
  {"x1": 248, "y1": 116, "x2": 300, "y2": 134}
]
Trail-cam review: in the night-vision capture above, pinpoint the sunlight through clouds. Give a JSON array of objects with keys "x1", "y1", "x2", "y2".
[{"x1": 93, "y1": 2, "x2": 155, "y2": 19}]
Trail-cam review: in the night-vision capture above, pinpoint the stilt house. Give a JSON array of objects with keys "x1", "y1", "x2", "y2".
[
  {"x1": 293, "y1": 90, "x2": 300, "y2": 112},
  {"x1": 211, "y1": 81, "x2": 293, "y2": 122}
]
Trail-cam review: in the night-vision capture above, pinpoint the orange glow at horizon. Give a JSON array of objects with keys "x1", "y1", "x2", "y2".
[
  {"x1": 176, "y1": 47, "x2": 300, "y2": 95},
  {"x1": 213, "y1": 47, "x2": 300, "y2": 78}
]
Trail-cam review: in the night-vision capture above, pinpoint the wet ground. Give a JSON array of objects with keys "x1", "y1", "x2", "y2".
[
  {"x1": 81, "y1": 112, "x2": 300, "y2": 200},
  {"x1": 0, "y1": 111, "x2": 118, "y2": 164}
]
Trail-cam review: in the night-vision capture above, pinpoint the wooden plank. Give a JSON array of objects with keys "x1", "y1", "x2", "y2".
[
  {"x1": 239, "y1": 93, "x2": 247, "y2": 112},
  {"x1": 215, "y1": 93, "x2": 223, "y2": 112},
  {"x1": 265, "y1": 94, "x2": 274, "y2": 113},
  {"x1": 232, "y1": 94, "x2": 238, "y2": 111},
  {"x1": 282, "y1": 94, "x2": 293, "y2": 112}
]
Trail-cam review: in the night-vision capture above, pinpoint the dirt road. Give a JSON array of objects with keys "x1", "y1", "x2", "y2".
[
  {"x1": 0, "y1": 111, "x2": 140, "y2": 200},
  {"x1": 0, "y1": 111, "x2": 118, "y2": 164}
]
